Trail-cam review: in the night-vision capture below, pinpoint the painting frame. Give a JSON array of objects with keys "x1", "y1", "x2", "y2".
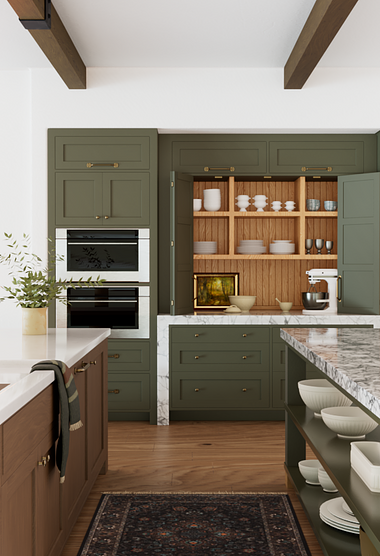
[{"x1": 193, "y1": 273, "x2": 239, "y2": 309}]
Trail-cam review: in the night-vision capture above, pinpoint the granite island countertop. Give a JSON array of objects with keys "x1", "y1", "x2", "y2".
[
  {"x1": 0, "y1": 328, "x2": 110, "y2": 424},
  {"x1": 280, "y1": 327, "x2": 380, "y2": 421}
]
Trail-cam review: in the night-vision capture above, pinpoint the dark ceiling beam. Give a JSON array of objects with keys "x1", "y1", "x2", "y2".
[
  {"x1": 7, "y1": 0, "x2": 86, "y2": 89},
  {"x1": 284, "y1": 0, "x2": 359, "y2": 89}
]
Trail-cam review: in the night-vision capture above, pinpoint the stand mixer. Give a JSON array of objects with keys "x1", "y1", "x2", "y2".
[{"x1": 302, "y1": 269, "x2": 338, "y2": 315}]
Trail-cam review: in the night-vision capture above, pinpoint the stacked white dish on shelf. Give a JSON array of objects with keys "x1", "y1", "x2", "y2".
[
  {"x1": 319, "y1": 498, "x2": 360, "y2": 535},
  {"x1": 253, "y1": 195, "x2": 268, "y2": 211},
  {"x1": 203, "y1": 188, "x2": 221, "y2": 211},
  {"x1": 194, "y1": 241, "x2": 217, "y2": 254},
  {"x1": 269, "y1": 240, "x2": 295, "y2": 254},
  {"x1": 271, "y1": 201, "x2": 282, "y2": 212},
  {"x1": 236, "y1": 239, "x2": 267, "y2": 254},
  {"x1": 235, "y1": 195, "x2": 251, "y2": 212}
]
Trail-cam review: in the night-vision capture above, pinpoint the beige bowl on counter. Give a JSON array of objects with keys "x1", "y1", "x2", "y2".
[{"x1": 228, "y1": 295, "x2": 256, "y2": 313}]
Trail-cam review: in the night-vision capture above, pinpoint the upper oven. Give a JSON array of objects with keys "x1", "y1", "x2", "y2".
[{"x1": 55, "y1": 228, "x2": 149, "y2": 282}]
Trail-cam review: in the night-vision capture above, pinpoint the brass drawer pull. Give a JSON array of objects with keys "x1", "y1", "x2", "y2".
[
  {"x1": 195, "y1": 356, "x2": 199, "y2": 360},
  {"x1": 104, "y1": 215, "x2": 109, "y2": 219},
  {"x1": 204, "y1": 166, "x2": 235, "y2": 172},
  {"x1": 38, "y1": 455, "x2": 51, "y2": 467},
  {"x1": 108, "y1": 389, "x2": 120, "y2": 394},
  {"x1": 74, "y1": 360, "x2": 96, "y2": 374},
  {"x1": 194, "y1": 333, "x2": 199, "y2": 337},
  {"x1": 95, "y1": 215, "x2": 101, "y2": 219},
  {"x1": 242, "y1": 356, "x2": 247, "y2": 360},
  {"x1": 108, "y1": 353, "x2": 120, "y2": 359},
  {"x1": 194, "y1": 388, "x2": 200, "y2": 392},
  {"x1": 87, "y1": 162, "x2": 119, "y2": 168},
  {"x1": 242, "y1": 388, "x2": 247, "y2": 392},
  {"x1": 242, "y1": 334, "x2": 247, "y2": 337},
  {"x1": 301, "y1": 166, "x2": 332, "y2": 172}
]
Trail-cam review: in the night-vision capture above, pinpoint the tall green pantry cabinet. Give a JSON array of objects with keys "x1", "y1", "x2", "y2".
[{"x1": 48, "y1": 129, "x2": 158, "y2": 424}]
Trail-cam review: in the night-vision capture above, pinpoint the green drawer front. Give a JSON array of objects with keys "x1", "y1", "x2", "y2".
[
  {"x1": 272, "y1": 373, "x2": 285, "y2": 409},
  {"x1": 272, "y1": 342, "x2": 286, "y2": 373},
  {"x1": 55, "y1": 135, "x2": 151, "y2": 170},
  {"x1": 170, "y1": 372, "x2": 270, "y2": 409},
  {"x1": 172, "y1": 140, "x2": 267, "y2": 174},
  {"x1": 170, "y1": 325, "x2": 270, "y2": 344},
  {"x1": 269, "y1": 140, "x2": 364, "y2": 175},
  {"x1": 171, "y1": 343, "x2": 269, "y2": 372},
  {"x1": 108, "y1": 373, "x2": 150, "y2": 410},
  {"x1": 108, "y1": 341, "x2": 150, "y2": 373}
]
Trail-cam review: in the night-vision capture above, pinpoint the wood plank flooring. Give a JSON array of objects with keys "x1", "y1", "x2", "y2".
[{"x1": 61, "y1": 420, "x2": 323, "y2": 556}]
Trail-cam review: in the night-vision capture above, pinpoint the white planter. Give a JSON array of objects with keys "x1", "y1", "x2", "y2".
[{"x1": 21, "y1": 307, "x2": 48, "y2": 335}]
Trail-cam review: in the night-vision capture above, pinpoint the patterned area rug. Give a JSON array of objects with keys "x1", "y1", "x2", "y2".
[{"x1": 77, "y1": 492, "x2": 311, "y2": 556}]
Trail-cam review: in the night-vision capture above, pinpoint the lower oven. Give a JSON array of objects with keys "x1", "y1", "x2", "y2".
[{"x1": 56, "y1": 286, "x2": 150, "y2": 339}]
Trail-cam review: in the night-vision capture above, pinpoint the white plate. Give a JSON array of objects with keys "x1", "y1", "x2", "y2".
[
  {"x1": 342, "y1": 500, "x2": 355, "y2": 516},
  {"x1": 273, "y1": 240, "x2": 291, "y2": 243},
  {"x1": 326, "y1": 498, "x2": 359, "y2": 524},
  {"x1": 319, "y1": 512, "x2": 359, "y2": 534},
  {"x1": 320, "y1": 500, "x2": 360, "y2": 533}
]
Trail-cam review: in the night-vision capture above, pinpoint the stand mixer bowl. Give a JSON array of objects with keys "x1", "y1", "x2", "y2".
[{"x1": 302, "y1": 292, "x2": 329, "y2": 310}]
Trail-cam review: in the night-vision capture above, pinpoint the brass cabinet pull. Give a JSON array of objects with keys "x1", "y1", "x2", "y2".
[
  {"x1": 95, "y1": 215, "x2": 101, "y2": 219},
  {"x1": 104, "y1": 215, "x2": 109, "y2": 219},
  {"x1": 38, "y1": 455, "x2": 51, "y2": 467},
  {"x1": 242, "y1": 356, "x2": 247, "y2": 360},
  {"x1": 108, "y1": 354, "x2": 120, "y2": 359},
  {"x1": 242, "y1": 334, "x2": 247, "y2": 337},
  {"x1": 301, "y1": 166, "x2": 332, "y2": 172},
  {"x1": 194, "y1": 388, "x2": 200, "y2": 392},
  {"x1": 108, "y1": 389, "x2": 120, "y2": 394},
  {"x1": 337, "y1": 275, "x2": 342, "y2": 302},
  {"x1": 74, "y1": 360, "x2": 96, "y2": 374},
  {"x1": 242, "y1": 388, "x2": 247, "y2": 392},
  {"x1": 204, "y1": 166, "x2": 235, "y2": 172},
  {"x1": 195, "y1": 355, "x2": 199, "y2": 360},
  {"x1": 87, "y1": 162, "x2": 119, "y2": 168},
  {"x1": 194, "y1": 333, "x2": 199, "y2": 337}
]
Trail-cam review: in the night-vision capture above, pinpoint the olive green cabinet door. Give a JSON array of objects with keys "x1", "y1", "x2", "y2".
[
  {"x1": 338, "y1": 172, "x2": 380, "y2": 314},
  {"x1": 269, "y1": 140, "x2": 365, "y2": 176},
  {"x1": 56, "y1": 172, "x2": 103, "y2": 226},
  {"x1": 108, "y1": 373, "x2": 150, "y2": 411},
  {"x1": 102, "y1": 172, "x2": 150, "y2": 226}
]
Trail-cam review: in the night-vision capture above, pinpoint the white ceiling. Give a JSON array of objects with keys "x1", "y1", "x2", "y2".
[{"x1": 0, "y1": 0, "x2": 379, "y2": 71}]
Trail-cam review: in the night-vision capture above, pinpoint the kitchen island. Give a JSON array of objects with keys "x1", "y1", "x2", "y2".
[
  {"x1": 0, "y1": 328, "x2": 110, "y2": 556},
  {"x1": 281, "y1": 327, "x2": 380, "y2": 556},
  {"x1": 157, "y1": 312, "x2": 380, "y2": 425}
]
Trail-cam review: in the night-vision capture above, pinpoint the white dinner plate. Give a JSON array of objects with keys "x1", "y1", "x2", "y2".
[
  {"x1": 342, "y1": 500, "x2": 355, "y2": 516},
  {"x1": 325, "y1": 497, "x2": 359, "y2": 524},
  {"x1": 319, "y1": 512, "x2": 359, "y2": 534}
]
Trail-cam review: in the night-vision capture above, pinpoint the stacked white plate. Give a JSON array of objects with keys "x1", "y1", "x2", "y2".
[
  {"x1": 236, "y1": 239, "x2": 267, "y2": 254},
  {"x1": 269, "y1": 240, "x2": 295, "y2": 254},
  {"x1": 194, "y1": 241, "x2": 217, "y2": 254},
  {"x1": 319, "y1": 498, "x2": 360, "y2": 535}
]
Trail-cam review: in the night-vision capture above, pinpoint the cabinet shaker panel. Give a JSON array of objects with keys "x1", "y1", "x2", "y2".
[
  {"x1": 56, "y1": 172, "x2": 103, "y2": 226},
  {"x1": 55, "y1": 135, "x2": 150, "y2": 170},
  {"x1": 102, "y1": 172, "x2": 150, "y2": 226}
]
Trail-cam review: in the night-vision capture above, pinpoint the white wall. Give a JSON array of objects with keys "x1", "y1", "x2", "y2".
[{"x1": 1, "y1": 65, "x2": 380, "y2": 324}]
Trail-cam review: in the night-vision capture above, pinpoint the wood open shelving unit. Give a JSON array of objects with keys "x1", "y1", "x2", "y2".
[{"x1": 193, "y1": 176, "x2": 338, "y2": 309}]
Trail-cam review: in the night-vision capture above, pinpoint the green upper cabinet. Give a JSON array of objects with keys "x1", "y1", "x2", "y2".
[
  {"x1": 338, "y1": 172, "x2": 380, "y2": 314},
  {"x1": 172, "y1": 140, "x2": 267, "y2": 175},
  {"x1": 54, "y1": 133, "x2": 151, "y2": 171},
  {"x1": 269, "y1": 139, "x2": 369, "y2": 176},
  {"x1": 55, "y1": 172, "x2": 150, "y2": 227}
]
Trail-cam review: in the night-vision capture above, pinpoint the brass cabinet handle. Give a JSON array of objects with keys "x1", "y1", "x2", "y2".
[
  {"x1": 194, "y1": 333, "x2": 199, "y2": 337},
  {"x1": 108, "y1": 354, "x2": 120, "y2": 359},
  {"x1": 95, "y1": 215, "x2": 101, "y2": 219},
  {"x1": 195, "y1": 355, "x2": 199, "y2": 360},
  {"x1": 194, "y1": 388, "x2": 200, "y2": 392},
  {"x1": 104, "y1": 215, "x2": 109, "y2": 219},
  {"x1": 108, "y1": 389, "x2": 120, "y2": 394},
  {"x1": 337, "y1": 275, "x2": 342, "y2": 302},
  {"x1": 87, "y1": 162, "x2": 119, "y2": 168},
  {"x1": 74, "y1": 360, "x2": 96, "y2": 374},
  {"x1": 301, "y1": 166, "x2": 332, "y2": 172},
  {"x1": 38, "y1": 455, "x2": 51, "y2": 467},
  {"x1": 242, "y1": 334, "x2": 247, "y2": 337},
  {"x1": 204, "y1": 166, "x2": 235, "y2": 172},
  {"x1": 242, "y1": 388, "x2": 247, "y2": 392},
  {"x1": 242, "y1": 356, "x2": 247, "y2": 360}
]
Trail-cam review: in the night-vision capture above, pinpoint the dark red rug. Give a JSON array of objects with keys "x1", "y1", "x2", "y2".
[{"x1": 77, "y1": 492, "x2": 311, "y2": 556}]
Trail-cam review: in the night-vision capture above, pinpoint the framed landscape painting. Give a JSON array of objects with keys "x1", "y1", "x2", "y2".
[{"x1": 194, "y1": 273, "x2": 239, "y2": 309}]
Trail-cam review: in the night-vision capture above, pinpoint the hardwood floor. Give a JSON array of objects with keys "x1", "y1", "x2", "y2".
[{"x1": 61, "y1": 420, "x2": 323, "y2": 556}]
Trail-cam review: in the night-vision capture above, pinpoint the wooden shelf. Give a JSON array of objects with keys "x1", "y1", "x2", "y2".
[
  {"x1": 194, "y1": 210, "x2": 337, "y2": 218},
  {"x1": 194, "y1": 254, "x2": 338, "y2": 260}
]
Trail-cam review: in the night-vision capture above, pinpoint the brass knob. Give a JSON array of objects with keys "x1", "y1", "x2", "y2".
[
  {"x1": 242, "y1": 334, "x2": 247, "y2": 337},
  {"x1": 95, "y1": 215, "x2": 100, "y2": 219},
  {"x1": 194, "y1": 334, "x2": 199, "y2": 337},
  {"x1": 38, "y1": 455, "x2": 50, "y2": 467},
  {"x1": 242, "y1": 388, "x2": 247, "y2": 392},
  {"x1": 195, "y1": 388, "x2": 200, "y2": 392},
  {"x1": 104, "y1": 215, "x2": 109, "y2": 219},
  {"x1": 242, "y1": 356, "x2": 247, "y2": 359},
  {"x1": 195, "y1": 355, "x2": 199, "y2": 360}
]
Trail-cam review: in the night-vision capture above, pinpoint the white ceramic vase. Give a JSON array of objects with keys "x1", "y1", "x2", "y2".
[
  {"x1": 22, "y1": 307, "x2": 48, "y2": 335},
  {"x1": 203, "y1": 189, "x2": 221, "y2": 212}
]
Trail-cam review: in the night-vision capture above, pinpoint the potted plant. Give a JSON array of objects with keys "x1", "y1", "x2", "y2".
[{"x1": 0, "y1": 232, "x2": 104, "y2": 334}]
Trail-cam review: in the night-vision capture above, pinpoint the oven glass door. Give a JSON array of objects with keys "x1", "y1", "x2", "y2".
[
  {"x1": 66, "y1": 230, "x2": 138, "y2": 273},
  {"x1": 67, "y1": 287, "x2": 138, "y2": 330}
]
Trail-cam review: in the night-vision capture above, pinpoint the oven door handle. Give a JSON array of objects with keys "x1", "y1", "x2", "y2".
[
  {"x1": 67, "y1": 242, "x2": 138, "y2": 246},
  {"x1": 68, "y1": 300, "x2": 138, "y2": 303}
]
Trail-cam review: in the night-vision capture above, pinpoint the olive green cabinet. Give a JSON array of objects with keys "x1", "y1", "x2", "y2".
[{"x1": 107, "y1": 340, "x2": 151, "y2": 420}]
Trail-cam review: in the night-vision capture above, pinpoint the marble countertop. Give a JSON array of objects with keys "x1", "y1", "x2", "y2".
[
  {"x1": 280, "y1": 327, "x2": 380, "y2": 420},
  {"x1": 0, "y1": 328, "x2": 111, "y2": 425}
]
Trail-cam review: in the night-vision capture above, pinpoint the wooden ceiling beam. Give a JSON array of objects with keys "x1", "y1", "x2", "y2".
[
  {"x1": 7, "y1": 0, "x2": 86, "y2": 89},
  {"x1": 284, "y1": 0, "x2": 359, "y2": 89}
]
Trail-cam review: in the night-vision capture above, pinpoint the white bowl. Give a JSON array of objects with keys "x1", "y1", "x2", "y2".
[
  {"x1": 193, "y1": 199, "x2": 202, "y2": 211},
  {"x1": 318, "y1": 468, "x2": 338, "y2": 492},
  {"x1": 298, "y1": 459, "x2": 323, "y2": 485},
  {"x1": 279, "y1": 301, "x2": 292, "y2": 313},
  {"x1": 321, "y1": 406, "x2": 379, "y2": 439},
  {"x1": 228, "y1": 295, "x2": 256, "y2": 313},
  {"x1": 298, "y1": 379, "x2": 352, "y2": 417}
]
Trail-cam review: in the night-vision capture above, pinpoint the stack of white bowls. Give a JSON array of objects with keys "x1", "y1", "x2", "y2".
[
  {"x1": 194, "y1": 241, "x2": 217, "y2": 254},
  {"x1": 253, "y1": 195, "x2": 268, "y2": 211},
  {"x1": 235, "y1": 195, "x2": 251, "y2": 212},
  {"x1": 285, "y1": 201, "x2": 296, "y2": 212},
  {"x1": 203, "y1": 189, "x2": 221, "y2": 212},
  {"x1": 236, "y1": 240, "x2": 267, "y2": 254},
  {"x1": 269, "y1": 240, "x2": 295, "y2": 254},
  {"x1": 271, "y1": 201, "x2": 282, "y2": 212}
]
